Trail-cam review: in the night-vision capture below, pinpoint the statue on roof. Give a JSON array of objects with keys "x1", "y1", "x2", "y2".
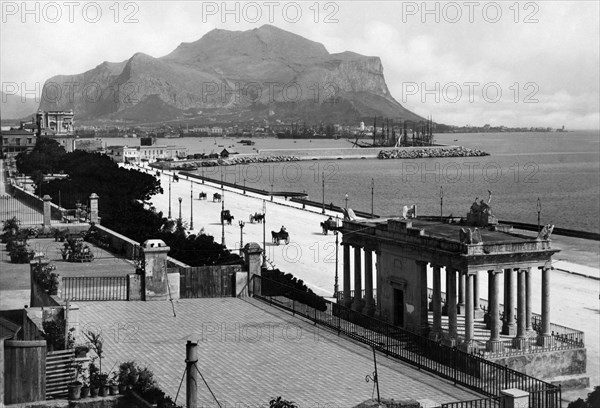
[
  {"x1": 467, "y1": 190, "x2": 497, "y2": 227},
  {"x1": 537, "y1": 224, "x2": 554, "y2": 240}
]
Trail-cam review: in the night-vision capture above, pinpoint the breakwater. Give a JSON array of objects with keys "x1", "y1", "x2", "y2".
[
  {"x1": 155, "y1": 155, "x2": 301, "y2": 170},
  {"x1": 378, "y1": 146, "x2": 489, "y2": 159}
]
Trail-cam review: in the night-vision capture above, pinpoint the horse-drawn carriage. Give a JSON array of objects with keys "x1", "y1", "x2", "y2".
[
  {"x1": 221, "y1": 209, "x2": 234, "y2": 225},
  {"x1": 320, "y1": 217, "x2": 339, "y2": 234},
  {"x1": 213, "y1": 193, "x2": 222, "y2": 202},
  {"x1": 173, "y1": 174, "x2": 179, "y2": 182},
  {"x1": 198, "y1": 192, "x2": 207, "y2": 200},
  {"x1": 249, "y1": 212, "x2": 265, "y2": 223},
  {"x1": 271, "y1": 229, "x2": 290, "y2": 245}
]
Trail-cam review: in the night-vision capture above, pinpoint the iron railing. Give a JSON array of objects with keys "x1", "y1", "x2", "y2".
[
  {"x1": 251, "y1": 275, "x2": 561, "y2": 408},
  {"x1": 0, "y1": 194, "x2": 43, "y2": 225},
  {"x1": 62, "y1": 276, "x2": 128, "y2": 301}
]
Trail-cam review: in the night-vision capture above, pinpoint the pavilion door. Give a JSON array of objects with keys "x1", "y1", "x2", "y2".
[{"x1": 393, "y1": 288, "x2": 404, "y2": 327}]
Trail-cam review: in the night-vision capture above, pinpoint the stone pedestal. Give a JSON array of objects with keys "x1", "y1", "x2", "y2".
[
  {"x1": 142, "y1": 239, "x2": 170, "y2": 301},
  {"x1": 89, "y1": 193, "x2": 99, "y2": 224},
  {"x1": 243, "y1": 243, "x2": 263, "y2": 296},
  {"x1": 43, "y1": 195, "x2": 52, "y2": 228},
  {"x1": 500, "y1": 389, "x2": 529, "y2": 408}
]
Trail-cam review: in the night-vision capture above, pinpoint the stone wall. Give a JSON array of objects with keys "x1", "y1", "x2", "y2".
[
  {"x1": 490, "y1": 347, "x2": 587, "y2": 379},
  {"x1": 90, "y1": 224, "x2": 141, "y2": 260}
]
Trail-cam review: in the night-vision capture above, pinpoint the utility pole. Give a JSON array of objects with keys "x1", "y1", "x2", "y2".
[
  {"x1": 186, "y1": 341, "x2": 198, "y2": 408},
  {"x1": 440, "y1": 186, "x2": 444, "y2": 219},
  {"x1": 537, "y1": 197, "x2": 542, "y2": 233},
  {"x1": 168, "y1": 176, "x2": 172, "y2": 219},
  {"x1": 371, "y1": 178, "x2": 374, "y2": 217},
  {"x1": 190, "y1": 182, "x2": 194, "y2": 230},
  {"x1": 221, "y1": 190, "x2": 225, "y2": 246},
  {"x1": 321, "y1": 174, "x2": 325, "y2": 214},
  {"x1": 262, "y1": 200, "x2": 267, "y2": 268},
  {"x1": 239, "y1": 221, "x2": 245, "y2": 254}
]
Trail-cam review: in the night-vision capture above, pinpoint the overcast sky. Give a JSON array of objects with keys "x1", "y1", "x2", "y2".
[{"x1": 1, "y1": 1, "x2": 599, "y2": 128}]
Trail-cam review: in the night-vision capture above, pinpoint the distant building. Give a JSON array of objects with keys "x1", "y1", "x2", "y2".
[
  {"x1": 106, "y1": 143, "x2": 188, "y2": 163},
  {"x1": 36, "y1": 110, "x2": 74, "y2": 136},
  {"x1": 1, "y1": 128, "x2": 36, "y2": 156}
]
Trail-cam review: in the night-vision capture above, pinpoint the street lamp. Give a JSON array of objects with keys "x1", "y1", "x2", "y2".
[
  {"x1": 321, "y1": 174, "x2": 325, "y2": 214},
  {"x1": 168, "y1": 175, "x2": 172, "y2": 219},
  {"x1": 371, "y1": 178, "x2": 374, "y2": 217},
  {"x1": 243, "y1": 177, "x2": 246, "y2": 195},
  {"x1": 262, "y1": 200, "x2": 267, "y2": 268},
  {"x1": 190, "y1": 183, "x2": 194, "y2": 230},
  {"x1": 221, "y1": 190, "x2": 225, "y2": 246},
  {"x1": 270, "y1": 183, "x2": 274, "y2": 201},
  {"x1": 439, "y1": 186, "x2": 444, "y2": 219},
  {"x1": 178, "y1": 197, "x2": 182, "y2": 222},
  {"x1": 537, "y1": 197, "x2": 542, "y2": 233},
  {"x1": 239, "y1": 220, "x2": 245, "y2": 254},
  {"x1": 334, "y1": 216, "x2": 339, "y2": 296},
  {"x1": 345, "y1": 193, "x2": 348, "y2": 209}
]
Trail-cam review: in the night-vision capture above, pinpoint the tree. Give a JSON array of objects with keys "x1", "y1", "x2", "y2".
[{"x1": 567, "y1": 386, "x2": 600, "y2": 408}]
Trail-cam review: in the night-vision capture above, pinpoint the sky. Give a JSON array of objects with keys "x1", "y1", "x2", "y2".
[{"x1": 1, "y1": 0, "x2": 599, "y2": 128}]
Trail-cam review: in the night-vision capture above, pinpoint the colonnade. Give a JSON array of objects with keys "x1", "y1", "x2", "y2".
[
  {"x1": 341, "y1": 243, "x2": 376, "y2": 316},
  {"x1": 431, "y1": 264, "x2": 553, "y2": 351},
  {"x1": 342, "y1": 240, "x2": 553, "y2": 351}
]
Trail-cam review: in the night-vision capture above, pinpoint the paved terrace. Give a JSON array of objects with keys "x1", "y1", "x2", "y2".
[{"x1": 77, "y1": 297, "x2": 482, "y2": 407}]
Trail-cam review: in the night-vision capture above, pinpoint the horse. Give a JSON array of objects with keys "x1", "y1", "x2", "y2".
[
  {"x1": 271, "y1": 230, "x2": 289, "y2": 245},
  {"x1": 213, "y1": 193, "x2": 222, "y2": 202},
  {"x1": 249, "y1": 212, "x2": 265, "y2": 223},
  {"x1": 198, "y1": 192, "x2": 207, "y2": 200},
  {"x1": 320, "y1": 218, "x2": 338, "y2": 235},
  {"x1": 221, "y1": 210, "x2": 234, "y2": 225}
]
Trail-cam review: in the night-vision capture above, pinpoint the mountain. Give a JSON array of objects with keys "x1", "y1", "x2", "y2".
[
  {"x1": 38, "y1": 25, "x2": 423, "y2": 124},
  {"x1": 1, "y1": 91, "x2": 39, "y2": 120}
]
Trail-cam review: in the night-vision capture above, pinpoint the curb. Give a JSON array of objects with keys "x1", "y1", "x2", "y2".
[{"x1": 554, "y1": 268, "x2": 600, "y2": 281}]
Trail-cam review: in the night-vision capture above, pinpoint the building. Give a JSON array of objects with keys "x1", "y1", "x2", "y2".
[
  {"x1": 36, "y1": 110, "x2": 74, "y2": 136},
  {"x1": 1, "y1": 128, "x2": 36, "y2": 156},
  {"x1": 106, "y1": 144, "x2": 188, "y2": 163}
]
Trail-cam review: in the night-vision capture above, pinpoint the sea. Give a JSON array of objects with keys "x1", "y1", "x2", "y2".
[{"x1": 103, "y1": 130, "x2": 600, "y2": 234}]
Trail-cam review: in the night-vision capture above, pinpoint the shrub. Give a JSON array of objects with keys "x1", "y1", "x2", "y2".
[{"x1": 32, "y1": 262, "x2": 59, "y2": 293}]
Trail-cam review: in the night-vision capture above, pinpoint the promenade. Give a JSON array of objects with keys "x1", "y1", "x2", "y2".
[{"x1": 143, "y1": 164, "x2": 600, "y2": 399}]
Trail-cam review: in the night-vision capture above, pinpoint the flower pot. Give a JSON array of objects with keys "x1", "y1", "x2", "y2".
[
  {"x1": 81, "y1": 386, "x2": 90, "y2": 398},
  {"x1": 99, "y1": 385, "x2": 109, "y2": 397},
  {"x1": 68, "y1": 383, "x2": 83, "y2": 400},
  {"x1": 109, "y1": 384, "x2": 119, "y2": 395},
  {"x1": 118, "y1": 384, "x2": 128, "y2": 394},
  {"x1": 91, "y1": 387, "x2": 100, "y2": 397}
]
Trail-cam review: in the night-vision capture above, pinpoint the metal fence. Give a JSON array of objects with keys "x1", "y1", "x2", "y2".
[
  {"x1": 62, "y1": 276, "x2": 128, "y2": 301},
  {"x1": 252, "y1": 275, "x2": 561, "y2": 408},
  {"x1": 0, "y1": 194, "x2": 43, "y2": 225}
]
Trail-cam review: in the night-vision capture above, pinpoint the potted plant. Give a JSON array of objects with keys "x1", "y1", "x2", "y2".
[
  {"x1": 98, "y1": 372, "x2": 109, "y2": 397},
  {"x1": 75, "y1": 343, "x2": 90, "y2": 358},
  {"x1": 89, "y1": 358, "x2": 100, "y2": 397},
  {"x1": 67, "y1": 358, "x2": 84, "y2": 400},
  {"x1": 108, "y1": 372, "x2": 119, "y2": 395},
  {"x1": 117, "y1": 360, "x2": 139, "y2": 393},
  {"x1": 80, "y1": 372, "x2": 90, "y2": 398}
]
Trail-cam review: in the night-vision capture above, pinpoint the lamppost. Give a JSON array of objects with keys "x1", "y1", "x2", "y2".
[
  {"x1": 440, "y1": 186, "x2": 444, "y2": 219},
  {"x1": 220, "y1": 165, "x2": 223, "y2": 188},
  {"x1": 190, "y1": 183, "x2": 194, "y2": 230},
  {"x1": 221, "y1": 190, "x2": 225, "y2": 246},
  {"x1": 178, "y1": 197, "x2": 182, "y2": 222},
  {"x1": 262, "y1": 200, "x2": 267, "y2": 268},
  {"x1": 333, "y1": 216, "x2": 339, "y2": 296},
  {"x1": 537, "y1": 197, "x2": 542, "y2": 233},
  {"x1": 243, "y1": 177, "x2": 246, "y2": 195},
  {"x1": 239, "y1": 221, "x2": 245, "y2": 254},
  {"x1": 270, "y1": 183, "x2": 274, "y2": 201},
  {"x1": 345, "y1": 193, "x2": 348, "y2": 209},
  {"x1": 168, "y1": 176, "x2": 172, "y2": 219},
  {"x1": 201, "y1": 163, "x2": 204, "y2": 184},
  {"x1": 371, "y1": 178, "x2": 374, "y2": 217},
  {"x1": 321, "y1": 174, "x2": 325, "y2": 214}
]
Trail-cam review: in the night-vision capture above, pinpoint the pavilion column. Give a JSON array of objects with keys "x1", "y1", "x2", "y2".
[
  {"x1": 417, "y1": 261, "x2": 429, "y2": 334},
  {"x1": 525, "y1": 267, "x2": 534, "y2": 335},
  {"x1": 430, "y1": 265, "x2": 442, "y2": 340},
  {"x1": 364, "y1": 250, "x2": 375, "y2": 316},
  {"x1": 342, "y1": 244, "x2": 351, "y2": 308},
  {"x1": 513, "y1": 269, "x2": 528, "y2": 349},
  {"x1": 445, "y1": 268, "x2": 458, "y2": 346},
  {"x1": 502, "y1": 268, "x2": 517, "y2": 335},
  {"x1": 537, "y1": 266, "x2": 553, "y2": 347},
  {"x1": 461, "y1": 271, "x2": 474, "y2": 352},
  {"x1": 486, "y1": 270, "x2": 503, "y2": 352},
  {"x1": 473, "y1": 271, "x2": 483, "y2": 318},
  {"x1": 457, "y1": 272, "x2": 466, "y2": 315},
  {"x1": 442, "y1": 271, "x2": 450, "y2": 316},
  {"x1": 375, "y1": 251, "x2": 382, "y2": 317},
  {"x1": 351, "y1": 246, "x2": 363, "y2": 312},
  {"x1": 485, "y1": 272, "x2": 493, "y2": 329}
]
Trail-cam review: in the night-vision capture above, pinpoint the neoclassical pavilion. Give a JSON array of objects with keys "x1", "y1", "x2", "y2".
[{"x1": 339, "y1": 214, "x2": 559, "y2": 352}]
